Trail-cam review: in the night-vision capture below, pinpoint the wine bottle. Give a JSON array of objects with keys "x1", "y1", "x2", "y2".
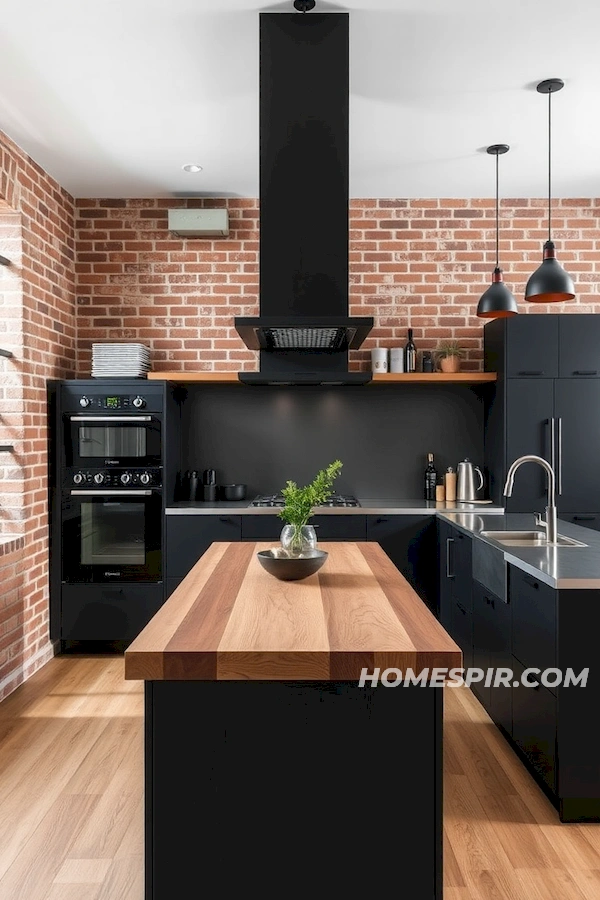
[
  {"x1": 404, "y1": 328, "x2": 417, "y2": 373},
  {"x1": 424, "y1": 452, "x2": 437, "y2": 501}
]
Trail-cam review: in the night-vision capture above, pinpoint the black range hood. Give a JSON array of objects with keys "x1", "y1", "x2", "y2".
[{"x1": 235, "y1": 11, "x2": 373, "y2": 385}]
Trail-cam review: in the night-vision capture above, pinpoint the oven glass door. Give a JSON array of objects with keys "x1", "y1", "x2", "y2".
[
  {"x1": 62, "y1": 490, "x2": 162, "y2": 583},
  {"x1": 65, "y1": 415, "x2": 161, "y2": 467}
]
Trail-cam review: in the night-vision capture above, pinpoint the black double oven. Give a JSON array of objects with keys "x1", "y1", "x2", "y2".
[{"x1": 50, "y1": 381, "x2": 170, "y2": 644}]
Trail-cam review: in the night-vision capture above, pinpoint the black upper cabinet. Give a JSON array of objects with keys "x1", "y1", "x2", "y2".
[
  {"x1": 485, "y1": 315, "x2": 600, "y2": 379},
  {"x1": 505, "y1": 316, "x2": 559, "y2": 378},
  {"x1": 559, "y1": 316, "x2": 600, "y2": 378},
  {"x1": 554, "y1": 379, "x2": 600, "y2": 512}
]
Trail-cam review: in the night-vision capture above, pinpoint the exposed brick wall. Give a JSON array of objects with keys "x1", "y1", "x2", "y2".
[
  {"x1": 75, "y1": 197, "x2": 600, "y2": 375},
  {"x1": 0, "y1": 129, "x2": 76, "y2": 699}
]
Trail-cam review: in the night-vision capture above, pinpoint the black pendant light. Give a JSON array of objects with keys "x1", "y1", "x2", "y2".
[
  {"x1": 525, "y1": 78, "x2": 575, "y2": 303},
  {"x1": 476, "y1": 144, "x2": 518, "y2": 319}
]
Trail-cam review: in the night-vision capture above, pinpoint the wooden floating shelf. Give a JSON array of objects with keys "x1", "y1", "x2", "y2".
[
  {"x1": 372, "y1": 372, "x2": 497, "y2": 383},
  {"x1": 148, "y1": 371, "x2": 497, "y2": 384}
]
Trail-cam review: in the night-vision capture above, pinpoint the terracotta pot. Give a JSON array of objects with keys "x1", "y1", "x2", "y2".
[{"x1": 439, "y1": 355, "x2": 461, "y2": 373}]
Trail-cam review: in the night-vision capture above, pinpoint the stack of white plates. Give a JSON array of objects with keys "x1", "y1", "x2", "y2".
[{"x1": 91, "y1": 343, "x2": 151, "y2": 378}]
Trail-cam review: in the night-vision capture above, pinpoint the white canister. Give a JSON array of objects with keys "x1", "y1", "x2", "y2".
[
  {"x1": 389, "y1": 347, "x2": 404, "y2": 373},
  {"x1": 371, "y1": 347, "x2": 388, "y2": 373}
]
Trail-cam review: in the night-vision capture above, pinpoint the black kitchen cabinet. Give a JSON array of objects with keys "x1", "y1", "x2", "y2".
[
  {"x1": 472, "y1": 580, "x2": 512, "y2": 734},
  {"x1": 166, "y1": 515, "x2": 241, "y2": 579},
  {"x1": 504, "y1": 379, "x2": 554, "y2": 512},
  {"x1": 484, "y1": 314, "x2": 600, "y2": 380},
  {"x1": 166, "y1": 577, "x2": 184, "y2": 599},
  {"x1": 554, "y1": 379, "x2": 600, "y2": 512},
  {"x1": 484, "y1": 316, "x2": 600, "y2": 518},
  {"x1": 367, "y1": 515, "x2": 436, "y2": 608},
  {"x1": 559, "y1": 513, "x2": 600, "y2": 533},
  {"x1": 437, "y1": 522, "x2": 472, "y2": 666},
  {"x1": 61, "y1": 583, "x2": 164, "y2": 642},
  {"x1": 558, "y1": 315, "x2": 600, "y2": 378},
  {"x1": 437, "y1": 520, "x2": 454, "y2": 630},
  {"x1": 242, "y1": 515, "x2": 367, "y2": 542},
  {"x1": 510, "y1": 565, "x2": 556, "y2": 687},
  {"x1": 505, "y1": 315, "x2": 559, "y2": 379},
  {"x1": 512, "y1": 656, "x2": 557, "y2": 793}
]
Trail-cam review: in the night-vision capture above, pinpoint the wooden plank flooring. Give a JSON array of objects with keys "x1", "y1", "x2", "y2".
[{"x1": 0, "y1": 656, "x2": 599, "y2": 899}]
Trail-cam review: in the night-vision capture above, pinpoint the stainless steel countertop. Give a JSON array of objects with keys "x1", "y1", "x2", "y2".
[
  {"x1": 165, "y1": 499, "x2": 506, "y2": 516},
  {"x1": 438, "y1": 511, "x2": 600, "y2": 590}
]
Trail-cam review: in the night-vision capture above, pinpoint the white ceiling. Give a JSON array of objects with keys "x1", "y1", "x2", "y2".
[{"x1": 1, "y1": 0, "x2": 599, "y2": 199}]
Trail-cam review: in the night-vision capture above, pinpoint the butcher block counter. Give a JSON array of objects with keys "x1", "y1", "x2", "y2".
[
  {"x1": 125, "y1": 541, "x2": 460, "y2": 681},
  {"x1": 126, "y1": 541, "x2": 460, "y2": 900}
]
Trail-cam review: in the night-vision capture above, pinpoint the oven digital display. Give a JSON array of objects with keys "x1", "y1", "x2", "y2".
[{"x1": 105, "y1": 397, "x2": 120, "y2": 409}]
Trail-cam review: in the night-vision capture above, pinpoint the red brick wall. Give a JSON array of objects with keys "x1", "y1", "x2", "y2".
[
  {"x1": 0, "y1": 130, "x2": 76, "y2": 700},
  {"x1": 75, "y1": 197, "x2": 600, "y2": 375}
]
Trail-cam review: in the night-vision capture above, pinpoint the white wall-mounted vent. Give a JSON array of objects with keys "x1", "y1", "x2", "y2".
[{"x1": 167, "y1": 208, "x2": 229, "y2": 237}]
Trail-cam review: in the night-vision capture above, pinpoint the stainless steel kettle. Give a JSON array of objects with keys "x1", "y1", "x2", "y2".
[{"x1": 456, "y1": 459, "x2": 484, "y2": 501}]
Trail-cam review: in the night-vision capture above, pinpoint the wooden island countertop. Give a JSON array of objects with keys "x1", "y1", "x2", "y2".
[{"x1": 125, "y1": 541, "x2": 461, "y2": 681}]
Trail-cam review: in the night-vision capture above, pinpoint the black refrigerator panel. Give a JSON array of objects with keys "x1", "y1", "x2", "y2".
[{"x1": 504, "y1": 379, "x2": 554, "y2": 513}]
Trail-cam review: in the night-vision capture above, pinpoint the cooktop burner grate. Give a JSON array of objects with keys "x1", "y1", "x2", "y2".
[{"x1": 250, "y1": 494, "x2": 360, "y2": 508}]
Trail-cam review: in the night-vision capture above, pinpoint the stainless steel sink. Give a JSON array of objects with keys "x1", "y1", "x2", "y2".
[{"x1": 480, "y1": 530, "x2": 587, "y2": 548}]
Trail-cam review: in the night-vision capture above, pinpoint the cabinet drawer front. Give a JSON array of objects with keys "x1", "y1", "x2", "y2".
[
  {"x1": 61, "y1": 583, "x2": 164, "y2": 641},
  {"x1": 510, "y1": 566, "x2": 556, "y2": 676},
  {"x1": 310, "y1": 515, "x2": 367, "y2": 540},
  {"x1": 241, "y1": 515, "x2": 282, "y2": 540},
  {"x1": 166, "y1": 516, "x2": 241, "y2": 577},
  {"x1": 512, "y1": 657, "x2": 556, "y2": 792}
]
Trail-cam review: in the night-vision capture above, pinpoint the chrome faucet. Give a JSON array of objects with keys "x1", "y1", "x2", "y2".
[{"x1": 503, "y1": 455, "x2": 558, "y2": 543}]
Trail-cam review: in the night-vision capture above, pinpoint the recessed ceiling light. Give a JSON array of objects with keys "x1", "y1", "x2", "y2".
[{"x1": 182, "y1": 164, "x2": 203, "y2": 173}]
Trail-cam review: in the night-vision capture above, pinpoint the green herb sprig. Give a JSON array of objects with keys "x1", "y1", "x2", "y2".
[{"x1": 278, "y1": 460, "x2": 343, "y2": 527}]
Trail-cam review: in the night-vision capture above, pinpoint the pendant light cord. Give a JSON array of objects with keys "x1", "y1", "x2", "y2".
[
  {"x1": 548, "y1": 87, "x2": 552, "y2": 241},
  {"x1": 495, "y1": 151, "x2": 500, "y2": 267}
]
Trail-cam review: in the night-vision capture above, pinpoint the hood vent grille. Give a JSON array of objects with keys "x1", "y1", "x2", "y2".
[
  {"x1": 267, "y1": 326, "x2": 346, "y2": 350},
  {"x1": 234, "y1": 316, "x2": 373, "y2": 352}
]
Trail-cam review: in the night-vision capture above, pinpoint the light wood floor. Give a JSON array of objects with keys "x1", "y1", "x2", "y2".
[{"x1": 1, "y1": 658, "x2": 600, "y2": 899}]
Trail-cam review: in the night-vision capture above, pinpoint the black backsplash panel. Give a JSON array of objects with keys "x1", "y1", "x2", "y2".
[{"x1": 181, "y1": 385, "x2": 485, "y2": 500}]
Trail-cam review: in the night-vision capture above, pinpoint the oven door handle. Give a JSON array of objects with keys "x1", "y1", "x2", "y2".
[
  {"x1": 70, "y1": 489, "x2": 154, "y2": 496},
  {"x1": 69, "y1": 415, "x2": 153, "y2": 422}
]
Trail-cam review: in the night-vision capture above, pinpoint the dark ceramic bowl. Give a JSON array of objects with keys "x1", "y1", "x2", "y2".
[{"x1": 256, "y1": 549, "x2": 328, "y2": 581}]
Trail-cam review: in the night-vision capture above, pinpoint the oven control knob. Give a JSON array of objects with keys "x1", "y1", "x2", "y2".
[
  {"x1": 94, "y1": 473, "x2": 104, "y2": 485},
  {"x1": 120, "y1": 472, "x2": 131, "y2": 485},
  {"x1": 73, "y1": 473, "x2": 84, "y2": 485},
  {"x1": 79, "y1": 396, "x2": 91, "y2": 408},
  {"x1": 132, "y1": 396, "x2": 146, "y2": 409},
  {"x1": 140, "y1": 472, "x2": 151, "y2": 485}
]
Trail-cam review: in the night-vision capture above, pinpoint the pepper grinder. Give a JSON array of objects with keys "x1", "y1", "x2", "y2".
[
  {"x1": 189, "y1": 470, "x2": 200, "y2": 501},
  {"x1": 444, "y1": 466, "x2": 457, "y2": 503}
]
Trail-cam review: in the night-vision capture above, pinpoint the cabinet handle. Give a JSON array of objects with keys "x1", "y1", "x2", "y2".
[
  {"x1": 549, "y1": 418, "x2": 556, "y2": 479},
  {"x1": 557, "y1": 416, "x2": 562, "y2": 496},
  {"x1": 573, "y1": 370, "x2": 597, "y2": 376},
  {"x1": 456, "y1": 602, "x2": 467, "y2": 615},
  {"x1": 219, "y1": 516, "x2": 234, "y2": 524},
  {"x1": 446, "y1": 537, "x2": 454, "y2": 578},
  {"x1": 376, "y1": 517, "x2": 388, "y2": 524},
  {"x1": 522, "y1": 574, "x2": 540, "y2": 590},
  {"x1": 518, "y1": 370, "x2": 544, "y2": 376},
  {"x1": 573, "y1": 515, "x2": 595, "y2": 521},
  {"x1": 490, "y1": 597, "x2": 495, "y2": 609}
]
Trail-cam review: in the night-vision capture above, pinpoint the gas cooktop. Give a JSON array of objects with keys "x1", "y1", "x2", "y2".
[{"x1": 250, "y1": 494, "x2": 361, "y2": 508}]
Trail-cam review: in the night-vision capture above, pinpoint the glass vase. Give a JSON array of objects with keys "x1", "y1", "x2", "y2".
[{"x1": 280, "y1": 524, "x2": 317, "y2": 557}]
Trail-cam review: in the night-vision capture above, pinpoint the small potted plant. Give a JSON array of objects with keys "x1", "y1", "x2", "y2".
[
  {"x1": 278, "y1": 460, "x2": 343, "y2": 556},
  {"x1": 435, "y1": 339, "x2": 465, "y2": 373}
]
